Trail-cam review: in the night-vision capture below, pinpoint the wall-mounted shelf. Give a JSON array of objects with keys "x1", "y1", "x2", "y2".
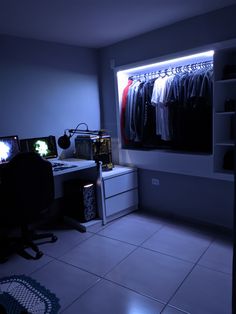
[
  {"x1": 215, "y1": 111, "x2": 235, "y2": 115},
  {"x1": 215, "y1": 141, "x2": 234, "y2": 146},
  {"x1": 215, "y1": 78, "x2": 236, "y2": 84},
  {"x1": 213, "y1": 48, "x2": 235, "y2": 175}
]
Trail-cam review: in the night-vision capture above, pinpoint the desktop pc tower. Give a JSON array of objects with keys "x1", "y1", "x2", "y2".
[
  {"x1": 74, "y1": 134, "x2": 113, "y2": 171},
  {"x1": 63, "y1": 179, "x2": 97, "y2": 223}
]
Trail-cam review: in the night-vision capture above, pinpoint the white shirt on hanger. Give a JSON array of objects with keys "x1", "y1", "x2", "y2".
[{"x1": 151, "y1": 76, "x2": 173, "y2": 141}]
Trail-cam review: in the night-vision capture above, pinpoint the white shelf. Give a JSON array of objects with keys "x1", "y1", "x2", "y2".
[
  {"x1": 215, "y1": 141, "x2": 234, "y2": 146},
  {"x1": 215, "y1": 78, "x2": 236, "y2": 84},
  {"x1": 215, "y1": 111, "x2": 235, "y2": 115},
  {"x1": 102, "y1": 165, "x2": 135, "y2": 179}
]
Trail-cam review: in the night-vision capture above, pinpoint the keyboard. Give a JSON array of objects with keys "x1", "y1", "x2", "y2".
[
  {"x1": 51, "y1": 162, "x2": 65, "y2": 168},
  {"x1": 51, "y1": 161, "x2": 77, "y2": 172}
]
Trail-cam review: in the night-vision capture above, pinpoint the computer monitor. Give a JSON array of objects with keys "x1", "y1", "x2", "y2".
[
  {"x1": 20, "y1": 135, "x2": 58, "y2": 159},
  {"x1": 0, "y1": 135, "x2": 20, "y2": 164}
]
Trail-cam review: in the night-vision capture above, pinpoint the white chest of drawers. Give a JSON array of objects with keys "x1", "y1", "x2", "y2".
[{"x1": 102, "y1": 165, "x2": 138, "y2": 223}]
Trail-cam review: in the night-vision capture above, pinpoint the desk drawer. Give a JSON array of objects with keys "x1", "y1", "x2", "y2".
[
  {"x1": 104, "y1": 171, "x2": 137, "y2": 198},
  {"x1": 105, "y1": 189, "x2": 138, "y2": 216}
]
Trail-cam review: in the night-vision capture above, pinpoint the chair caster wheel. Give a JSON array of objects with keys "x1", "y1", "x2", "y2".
[
  {"x1": 51, "y1": 235, "x2": 57, "y2": 243},
  {"x1": 35, "y1": 251, "x2": 43, "y2": 259}
]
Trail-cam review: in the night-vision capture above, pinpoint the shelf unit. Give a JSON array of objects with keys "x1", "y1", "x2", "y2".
[{"x1": 213, "y1": 48, "x2": 236, "y2": 176}]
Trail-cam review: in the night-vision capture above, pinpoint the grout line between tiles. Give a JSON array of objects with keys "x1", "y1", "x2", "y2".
[
  {"x1": 99, "y1": 222, "x2": 168, "y2": 278},
  {"x1": 194, "y1": 263, "x2": 232, "y2": 276},
  {"x1": 164, "y1": 236, "x2": 216, "y2": 309},
  {"x1": 51, "y1": 257, "x2": 106, "y2": 278},
  {"x1": 29, "y1": 257, "x2": 57, "y2": 276},
  {"x1": 160, "y1": 304, "x2": 191, "y2": 314},
  {"x1": 102, "y1": 276, "x2": 167, "y2": 307},
  {"x1": 42, "y1": 232, "x2": 95, "y2": 259},
  {"x1": 137, "y1": 246, "x2": 195, "y2": 264},
  {"x1": 94, "y1": 220, "x2": 166, "y2": 247},
  {"x1": 59, "y1": 277, "x2": 102, "y2": 313}
]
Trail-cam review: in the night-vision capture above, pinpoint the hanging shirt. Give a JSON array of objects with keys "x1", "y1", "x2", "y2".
[
  {"x1": 151, "y1": 76, "x2": 169, "y2": 104},
  {"x1": 133, "y1": 81, "x2": 145, "y2": 142},
  {"x1": 125, "y1": 80, "x2": 142, "y2": 141},
  {"x1": 199, "y1": 68, "x2": 213, "y2": 104},
  {"x1": 141, "y1": 79, "x2": 157, "y2": 145},
  {"x1": 151, "y1": 76, "x2": 173, "y2": 141},
  {"x1": 120, "y1": 79, "x2": 133, "y2": 144}
]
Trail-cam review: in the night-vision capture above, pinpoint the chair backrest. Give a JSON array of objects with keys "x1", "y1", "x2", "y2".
[{"x1": 1, "y1": 152, "x2": 54, "y2": 224}]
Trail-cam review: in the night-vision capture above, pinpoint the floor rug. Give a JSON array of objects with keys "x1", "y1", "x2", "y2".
[{"x1": 0, "y1": 275, "x2": 60, "y2": 314}]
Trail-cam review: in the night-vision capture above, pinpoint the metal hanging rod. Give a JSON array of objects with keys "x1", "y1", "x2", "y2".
[{"x1": 130, "y1": 60, "x2": 213, "y2": 80}]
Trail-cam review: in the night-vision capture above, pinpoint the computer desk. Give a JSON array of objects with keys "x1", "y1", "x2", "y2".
[
  {"x1": 52, "y1": 158, "x2": 105, "y2": 232},
  {"x1": 0, "y1": 158, "x2": 105, "y2": 232}
]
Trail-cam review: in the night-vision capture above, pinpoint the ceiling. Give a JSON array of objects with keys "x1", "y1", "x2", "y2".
[{"x1": 0, "y1": 0, "x2": 236, "y2": 48}]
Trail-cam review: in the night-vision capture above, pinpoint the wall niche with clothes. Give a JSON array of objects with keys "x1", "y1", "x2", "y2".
[{"x1": 117, "y1": 50, "x2": 214, "y2": 155}]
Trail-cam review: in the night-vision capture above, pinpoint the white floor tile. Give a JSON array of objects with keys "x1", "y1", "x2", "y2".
[
  {"x1": 106, "y1": 247, "x2": 193, "y2": 303},
  {"x1": 63, "y1": 279, "x2": 165, "y2": 314},
  {"x1": 39, "y1": 228, "x2": 92, "y2": 258},
  {"x1": 99, "y1": 214, "x2": 163, "y2": 245},
  {"x1": 59, "y1": 234, "x2": 136, "y2": 276},
  {"x1": 31, "y1": 259, "x2": 99, "y2": 311},
  {"x1": 0, "y1": 253, "x2": 53, "y2": 278},
  {"x1": 170, "y1": 265, "x2": 232, "y2": 314},
  {"x1": 162, "y1": 305, "x2": 190, "y2": 313},
  {"x1": 142, "y1": 225, "x2": 212, "y2": 262},
  {"x1": 198, "y1": 237, "x2": 233, "y2": 274},
  {"x1": 1, "y1": 213, "x2": 232, "y2": 314}
]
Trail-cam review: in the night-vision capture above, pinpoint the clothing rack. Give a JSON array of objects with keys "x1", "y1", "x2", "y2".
[{"x1": 130, "y1": 60, "x2": 213, "y2": 80}]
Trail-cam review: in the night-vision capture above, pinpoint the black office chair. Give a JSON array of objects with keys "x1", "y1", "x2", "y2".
[{"x1": 0, "y1": 152, "x2": 57, "y2": 261}]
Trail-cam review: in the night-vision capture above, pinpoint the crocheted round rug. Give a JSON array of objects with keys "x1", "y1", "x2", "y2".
[{"x1": 0, "y1": 275, "x2": 60, "y2": 314}]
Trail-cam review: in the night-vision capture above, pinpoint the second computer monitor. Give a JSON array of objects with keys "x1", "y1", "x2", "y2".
[{"x1": 20, "y1": 135, "x2": 58, "y2": 159}]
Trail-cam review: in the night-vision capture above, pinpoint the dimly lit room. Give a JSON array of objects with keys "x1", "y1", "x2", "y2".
[{"x1": 0, "y1": 1, "x2": 236, "y2": 313}]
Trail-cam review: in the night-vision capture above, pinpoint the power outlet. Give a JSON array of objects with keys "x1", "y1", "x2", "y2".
[{"x1": 152, "y1": 178, "x2": 160, "y2": 186}]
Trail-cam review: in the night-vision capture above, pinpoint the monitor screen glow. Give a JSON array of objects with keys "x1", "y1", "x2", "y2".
[
  {"x1": 0, "y1": 135, "x2": 20, "y2": 164},
  {"x1": 20, "y1": 136, "x2": 58, "y2": 159}
]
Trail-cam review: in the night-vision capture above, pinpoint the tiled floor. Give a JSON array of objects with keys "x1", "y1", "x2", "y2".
[{"x1": 0, "y1": 212, "x2": 233, "y2": 314}]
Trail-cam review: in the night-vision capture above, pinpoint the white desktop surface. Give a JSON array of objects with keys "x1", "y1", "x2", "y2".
[
  {"x1": 101, "y1": 165, "x2": 135, "y2": 179},
  {"x1": 51, "y1": 158, "x2": 96, "y2": 177}
]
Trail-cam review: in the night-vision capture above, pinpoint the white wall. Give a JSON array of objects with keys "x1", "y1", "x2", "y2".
[{"x1": 0, "y1": 35, "x2": 101, "y2": 155}]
